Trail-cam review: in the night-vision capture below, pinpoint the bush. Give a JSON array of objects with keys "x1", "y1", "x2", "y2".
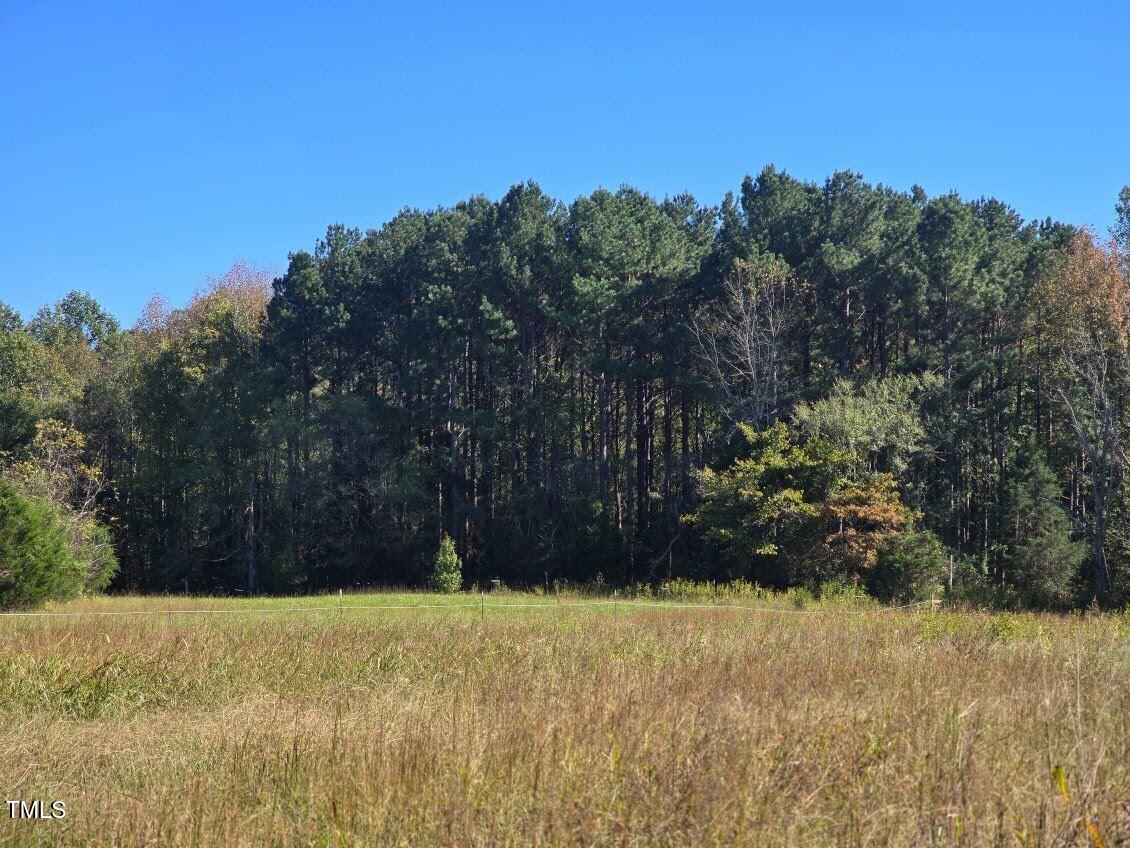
[
  {"x1": 653, "y1": 578, "x2": 766, "y2": 601},
  {"x1": 427, "y1": 535, "x2": 462, "y2": 593},
  {"x1": 0, "y1": 480, "x2": 84, "y2": 609},
  {"x1": 816, "y1": 578, "x2": 875, "y2": 609},
  {"x1": 867, "y1": 529, "x2": 948, "y2": 604},
  {"x1": 786, "y1": 586, "x2": 815, "y2": 609},
  {"x1": 2, "y1": 421, "x2": 119, "y2": 594}
]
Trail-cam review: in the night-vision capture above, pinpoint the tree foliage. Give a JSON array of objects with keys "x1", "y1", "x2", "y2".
[
  {"x1": 793, "y1": 375, "x2": 938, "y2": 480},
  {"x1": 868, "y1": 529, "x2": 948, "y2": 604},
  {"x1": 1032, "y1": 233, "x2": 1130, "y2": 599},
  {"x1": 3, "y1": 421, "x2": 119, "y2": 593},
  {"x1": 0, "y1": 479, "x2": 83, "y2": 608},
  {"x1": 428, "y1": 535, "x2": 463, "y2": 593},
  {"x1": 1001, "y1": 444, "x2": 1083, "y2": 606},
  {"x1": 689, "y1": 422, "x2": 919, "y2": 590},
  {"x1": 10, "y1": 171, "x2": 1129, "y2": 608}
]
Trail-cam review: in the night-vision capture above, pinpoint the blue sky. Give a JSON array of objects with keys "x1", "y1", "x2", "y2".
[{"x1": 2, "y1": 1, "x2": 1127, "y2": 324}]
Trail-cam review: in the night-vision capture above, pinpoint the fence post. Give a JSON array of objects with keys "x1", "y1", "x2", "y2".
[{"x1": 481, "y1": 589, "x2": 485, "y2": 623}]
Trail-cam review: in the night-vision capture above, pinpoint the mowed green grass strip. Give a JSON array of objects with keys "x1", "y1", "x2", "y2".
[{"x1": 0, "y1": 594, "x2": 1127, "y2": 847}]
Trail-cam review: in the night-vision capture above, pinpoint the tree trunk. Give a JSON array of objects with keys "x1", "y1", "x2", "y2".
[
  {"x1": 246, "y1": 471, "x2": 258, "y2": 594},
  {"x1": 1091, "y1": 479, "x2": 1113, "y2": 600},
  {"x1": 598, "y1": 337, "x2": 611, "y2": 526}
]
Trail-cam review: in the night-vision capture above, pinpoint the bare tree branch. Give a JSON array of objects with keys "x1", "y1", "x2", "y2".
[{"x1": 690, "y1": 257, "x2": 794, "y2": 431}]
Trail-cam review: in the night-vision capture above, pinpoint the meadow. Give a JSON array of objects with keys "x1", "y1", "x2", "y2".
[{"x1": 0, "y1": 591, "x2": 1126, "y2": 847}]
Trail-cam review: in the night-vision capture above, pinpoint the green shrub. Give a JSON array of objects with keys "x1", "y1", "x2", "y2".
[
  {"x1": 0, "y1": 480, "x2": 84, "y2": 609},
  {"x1": 653, "y1": 578, "x2": 767, "y2": 601},
  {"x1": 657, "y1": 578, "x2": 714, "y2": 601},
  {"x1": 867, "y1": 529, "x2": 948, "y2": 604},
  {"x1": 427, "y1": 535, "x2": 462, "y2": 593},
  {"x1": 816, "y1": 578, "x2": 875, "y2": 609},
  {"x1": 984, "y1": 613, "x2": 1045, "y2": 643},
  {"x1": 786, "y1": 586, "x2": 815, "y2": 609},
  {"x1": 581, "y1": 573, "x2": 607, "y2": 595}
]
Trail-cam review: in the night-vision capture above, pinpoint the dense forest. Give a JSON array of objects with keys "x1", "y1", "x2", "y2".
[{"x1": 3, "y1": 168, "x2": 1130, "y2": 608}]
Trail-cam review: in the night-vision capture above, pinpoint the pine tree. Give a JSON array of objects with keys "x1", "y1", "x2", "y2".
[
  {"x1": 428, "y1": 535, "x2": 463, "y2": 593},
  {"x1": 0, "y1": 480, "x2": 83, "y2": 609},
  {"x1": 1002, "y1": 444, "x2": 1083, "y2": 606}
]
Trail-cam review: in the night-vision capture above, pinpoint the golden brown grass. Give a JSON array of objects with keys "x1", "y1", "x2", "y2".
[{"x1": 0, "y1": 593, "x2": 1127, "y2": 847}]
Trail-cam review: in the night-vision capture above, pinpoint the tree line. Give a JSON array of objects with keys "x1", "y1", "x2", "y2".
[{"x1": 2, "y1": 169, "x2": 1129, "y2": 607}]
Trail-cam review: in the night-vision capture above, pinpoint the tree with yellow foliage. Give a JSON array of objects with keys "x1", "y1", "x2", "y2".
[{"x1": 1034, "y1": 232, "x2": 1130, "y2": 601}]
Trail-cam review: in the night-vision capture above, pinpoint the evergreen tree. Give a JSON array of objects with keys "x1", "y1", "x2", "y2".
[
  {"x1": 868, "y1": 529, "x2": 948, "y2": 604},
  {"x1": 428, "y1": 535, "x2": 462, "y2": 593},
  {"x1": 1001, "y1": 444, "x2": 1083, "y2": 606},
  {"x1": 0, "y1": 480, "x2": 83, "y2": 609}
]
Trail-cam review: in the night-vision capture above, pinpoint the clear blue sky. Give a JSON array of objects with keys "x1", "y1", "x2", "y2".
[{"x1": 2, "y1": 1, "x2": 1127, "y2": 324}]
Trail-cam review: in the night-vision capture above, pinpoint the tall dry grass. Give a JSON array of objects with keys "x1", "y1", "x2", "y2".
[{"x1": 0, "y1": 594, "x2": 1126, "y2": 846}]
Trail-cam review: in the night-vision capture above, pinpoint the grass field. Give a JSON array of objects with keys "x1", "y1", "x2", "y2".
[{"x1": 0, "y1": 592, "x2": 1127, "y2": 847}]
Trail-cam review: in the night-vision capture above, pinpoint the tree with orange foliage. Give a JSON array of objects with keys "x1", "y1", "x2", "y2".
[
  {"x1": 690, "y1": 422, "x2": 922, "y2": 590},
  {"x1": 808, "y1": 473, "x2": 913, "y2": 582},
  {"x1": 1034, "y1": 232, "x2": 1130, "y2": 601}
]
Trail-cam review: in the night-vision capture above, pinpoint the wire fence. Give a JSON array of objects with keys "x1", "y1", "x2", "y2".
[{"x1": 0, "y1": 595, "x2": 936, "y2": 619}]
